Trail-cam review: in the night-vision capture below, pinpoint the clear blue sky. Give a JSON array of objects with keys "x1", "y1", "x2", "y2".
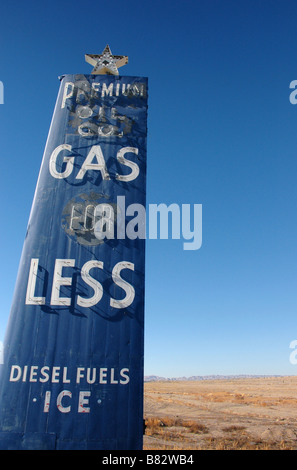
[{"x1": 1, "y1": 0, "x2": 297, "y2": 377}]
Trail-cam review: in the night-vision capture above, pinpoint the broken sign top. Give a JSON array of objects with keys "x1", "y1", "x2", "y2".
[{"x1": 85, "y1": 45, "x2": 128, "y2": 75}]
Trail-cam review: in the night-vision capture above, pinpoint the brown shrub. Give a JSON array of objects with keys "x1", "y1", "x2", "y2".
[{"x1": 145, "y1": 416, "x2": 208, "y2": 435}]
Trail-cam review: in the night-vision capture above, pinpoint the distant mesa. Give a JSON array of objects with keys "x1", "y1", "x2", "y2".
[{"x1": 144, "y1": 374, "x2": 282, "y2": 382}]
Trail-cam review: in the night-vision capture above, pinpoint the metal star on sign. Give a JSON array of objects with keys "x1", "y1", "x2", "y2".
[{"x1": 85, "y1": 45, "x2": 128, "y2": 75}]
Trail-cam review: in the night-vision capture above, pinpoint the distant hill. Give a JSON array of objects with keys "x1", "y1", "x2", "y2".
[{"x1": 144, "y1": 374, "x2": 283, "y2": 382}]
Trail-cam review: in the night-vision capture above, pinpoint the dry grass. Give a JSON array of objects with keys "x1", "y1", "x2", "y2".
[
  {"x1": 143, "y1": 416, "x2": 209, "y2": 450},
  {"x1": 222, "y1": 425, "x2": 246, "y2": 433},
  {"x1": 143, "y1": 417, "x2": 295, "y2": 450},
  {"x1": 143, "y1": 378, "x2": 297, "y2": 450},
  {"x1": 145, "y1": 416, "x2": 208, "y2": 435},
  {"x1": 202, "y1": 437, "x2": 293, "y2": 450}
]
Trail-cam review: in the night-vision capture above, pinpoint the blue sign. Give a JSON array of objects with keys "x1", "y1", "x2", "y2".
[{"x1": 0, "y1": 74, "x2": 148, "y2": 450}]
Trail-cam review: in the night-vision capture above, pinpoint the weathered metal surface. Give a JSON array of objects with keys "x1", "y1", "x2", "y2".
[{"x1": 0, "y1": 74, "x2": 148, "y2": 450}]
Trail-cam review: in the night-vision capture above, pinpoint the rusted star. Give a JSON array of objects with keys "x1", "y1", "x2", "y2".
[{"x1": 85, "y1": 45, "x2": 128, "y2": 75}]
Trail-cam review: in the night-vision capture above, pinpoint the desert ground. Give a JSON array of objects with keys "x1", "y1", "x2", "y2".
[{"x1": 143, "y1": 376, "x2": 297, "y2": 450}]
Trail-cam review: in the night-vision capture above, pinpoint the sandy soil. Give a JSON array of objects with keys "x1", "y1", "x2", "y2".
[{"x1": 143, "y1": 376, "x2": 297, "y2": 450}]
